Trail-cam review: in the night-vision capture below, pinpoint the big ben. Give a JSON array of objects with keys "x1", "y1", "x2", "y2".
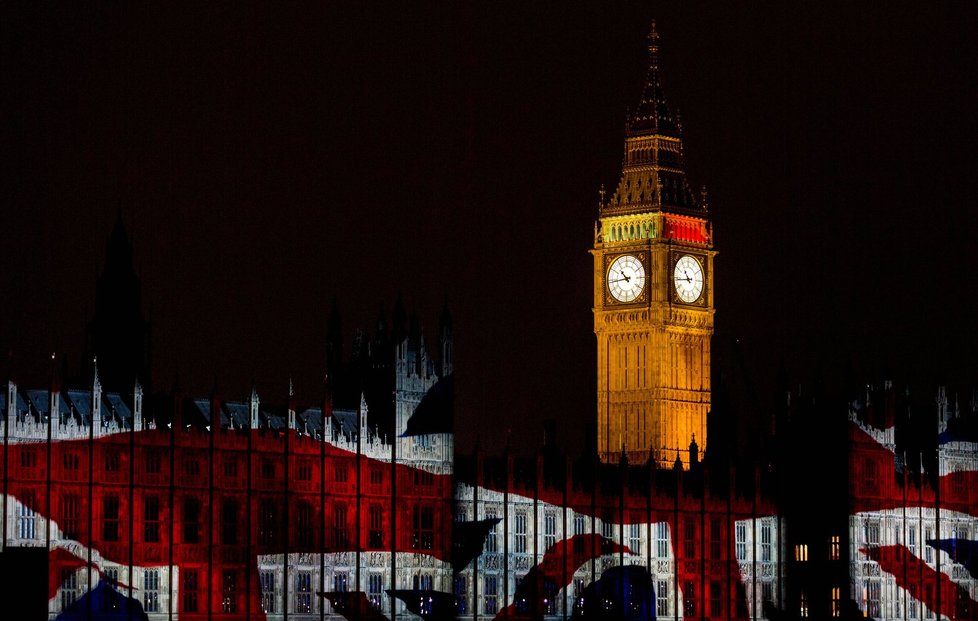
[{"x1": 593, "y1": 23, "x2": 715, "y2": 468}]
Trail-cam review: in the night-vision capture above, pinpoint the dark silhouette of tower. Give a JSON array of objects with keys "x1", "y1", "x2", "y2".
[{"x1": 84, "y1": 210, "x2": 151, "y2": 394}]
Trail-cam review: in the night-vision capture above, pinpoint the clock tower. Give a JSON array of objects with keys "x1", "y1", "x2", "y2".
[{"x1": 593, "y1": 23, "x2": 715, "y2": 468}]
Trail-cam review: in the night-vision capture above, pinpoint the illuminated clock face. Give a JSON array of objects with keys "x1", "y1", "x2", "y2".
[
  {"x1": 608, "y1": 254, "x2": 646, "y2": 303},
  {"x1": 673, "y1": 255, "x2": 704, "y2": 303}
]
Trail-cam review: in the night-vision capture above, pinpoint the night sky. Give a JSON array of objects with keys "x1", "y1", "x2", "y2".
[{"x1": 3, "y1": 2, "x2": 977, "y2": 456}]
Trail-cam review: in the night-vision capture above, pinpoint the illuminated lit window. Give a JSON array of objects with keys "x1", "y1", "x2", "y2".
[
  {"x1": 260, "y1": 571, "x2": 275, "y2": 613},
  {"x1": 514, "y1": 511, "x2": 527, "y2": 553},
  {"x1": 143, "y1": 569, "x2": 160, "y2": 613},
  {"x1": 485, "y1": 509, "x2": 498, "y2": 553},
  {"x1": 830, "y1": 534, "x2": 840, "y2": 560},
  {"x1": 484, "y1": 575, "x2": 498, "y2": 614},
  {"x1": 629, "y1": 523, "x2": 641, "y2": 555},
  {"x1": 831, "y1": 586, "x2": 840, "y2": 617},
  {"x1": 925, "y1": 527, "x2": 934, "y2": 562},
  {"x1": 761, "y1": 521, "x2": 772, "y2": 562},
  {"x1": 656, "y1": 522, "x2": 669, "y2": 558},
  {"x1": 864, "y1": 520, "x2": 880, "y2": 546},
  {"x1": 657, "y1": 579, "x2": 669, "y2": 616},
  {"x1": 543, "y1": 578, "x2": 557, "y2": 615},
  {"x1": 794, "y1": 544, "x2": 808, "y2": 562},
  {"x1": 574, "y1": 578, "x2": 587, "y2": 609},
  {"x1": 369, "y1": 574, "x2": 385, "y2": 611},
  {"x1": 296, "y1": 571, "x2": 312, "y2": 613},
  {"x1": 800, "y1": 590, "x2": 808, "y2": 617},
  {"x1": 515, "y1": 577, "x2": 529, "y2": 614},
  {"x1": 61, "y1": 570, "x2": 79, "y2": 609},
  {"x1": 17, "y1": 497, "x2": 36, "y2": 540},
  {"x1": 865, "y1": 580, "x2": 880, "y2": 619},
  {"x1": 144, "y1": 495, "x2": 161, "y2": 543},
  {"x1": 103, "y1": 567, "x2": 118, "y2": 591},
  {"x1": 602, "y1": 514, "x2": 614, "y2": 540},
  {"x1": 574, "y1": 514, "x2": 587, "y2": 555},
  {"x1": 183, "y1": 569, "x2": 199, "y2": 613},
  {"x1": 736, "y1": 522, "x2": 747, "y2": 560},
  {"x1": 544, "y1": 512, "x2": 558, "y2": 550},
  {"x1": 453, "y1": 575, "x2": 467, "y2": 614}
]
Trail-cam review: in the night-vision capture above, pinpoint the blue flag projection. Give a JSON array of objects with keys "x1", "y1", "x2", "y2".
[
  {"x1": 570, "y1": 565, "x2": 656, "y2": 621},
  {"x1": 402, "y1": 373, "x2": 454, "y2": 436},
  {"x1": 56, "y1": 579, "x2": 149, "y2": 621}
]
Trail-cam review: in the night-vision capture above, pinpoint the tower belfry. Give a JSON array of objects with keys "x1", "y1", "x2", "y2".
[{"x1": 592, "y1": 23, "x2": 715, "y2": 468}]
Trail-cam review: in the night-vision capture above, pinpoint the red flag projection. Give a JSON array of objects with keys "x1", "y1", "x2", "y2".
[{"x1": 1, "y1": 381, "x2": 786, "y2": 620}]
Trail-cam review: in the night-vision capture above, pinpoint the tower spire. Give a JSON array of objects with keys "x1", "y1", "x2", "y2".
[
  {"x1": 628, "y1": 20, "x2": 678, "y2": 137},
  {"x1": 648, "y1": 20, "x2": 660, "y2": 68}
]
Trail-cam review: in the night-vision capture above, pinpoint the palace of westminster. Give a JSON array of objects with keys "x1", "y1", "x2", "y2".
[{"x1": 1, "y1": 23, "x2": 976, "y2": 621}]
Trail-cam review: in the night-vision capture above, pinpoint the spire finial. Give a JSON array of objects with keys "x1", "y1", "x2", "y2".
[{"x1": 648, "y1": 20, "x2": 660, "y2": 69}]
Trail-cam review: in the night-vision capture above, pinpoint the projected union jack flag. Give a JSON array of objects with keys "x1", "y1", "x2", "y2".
[
  {"x1": 7, "y1": 378, "x2": 977, "y2": 620},
  {"x1": 1, "y1": 383, "x2": 781, "y2": 621},
  {"x1": 848, "y1": 410, "x2": 978, "y2": 621}
]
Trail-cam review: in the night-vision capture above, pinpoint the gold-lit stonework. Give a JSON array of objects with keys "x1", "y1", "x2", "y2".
[{"x1": 592, "y1": 23, "x2": 715, "y2": 469}]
